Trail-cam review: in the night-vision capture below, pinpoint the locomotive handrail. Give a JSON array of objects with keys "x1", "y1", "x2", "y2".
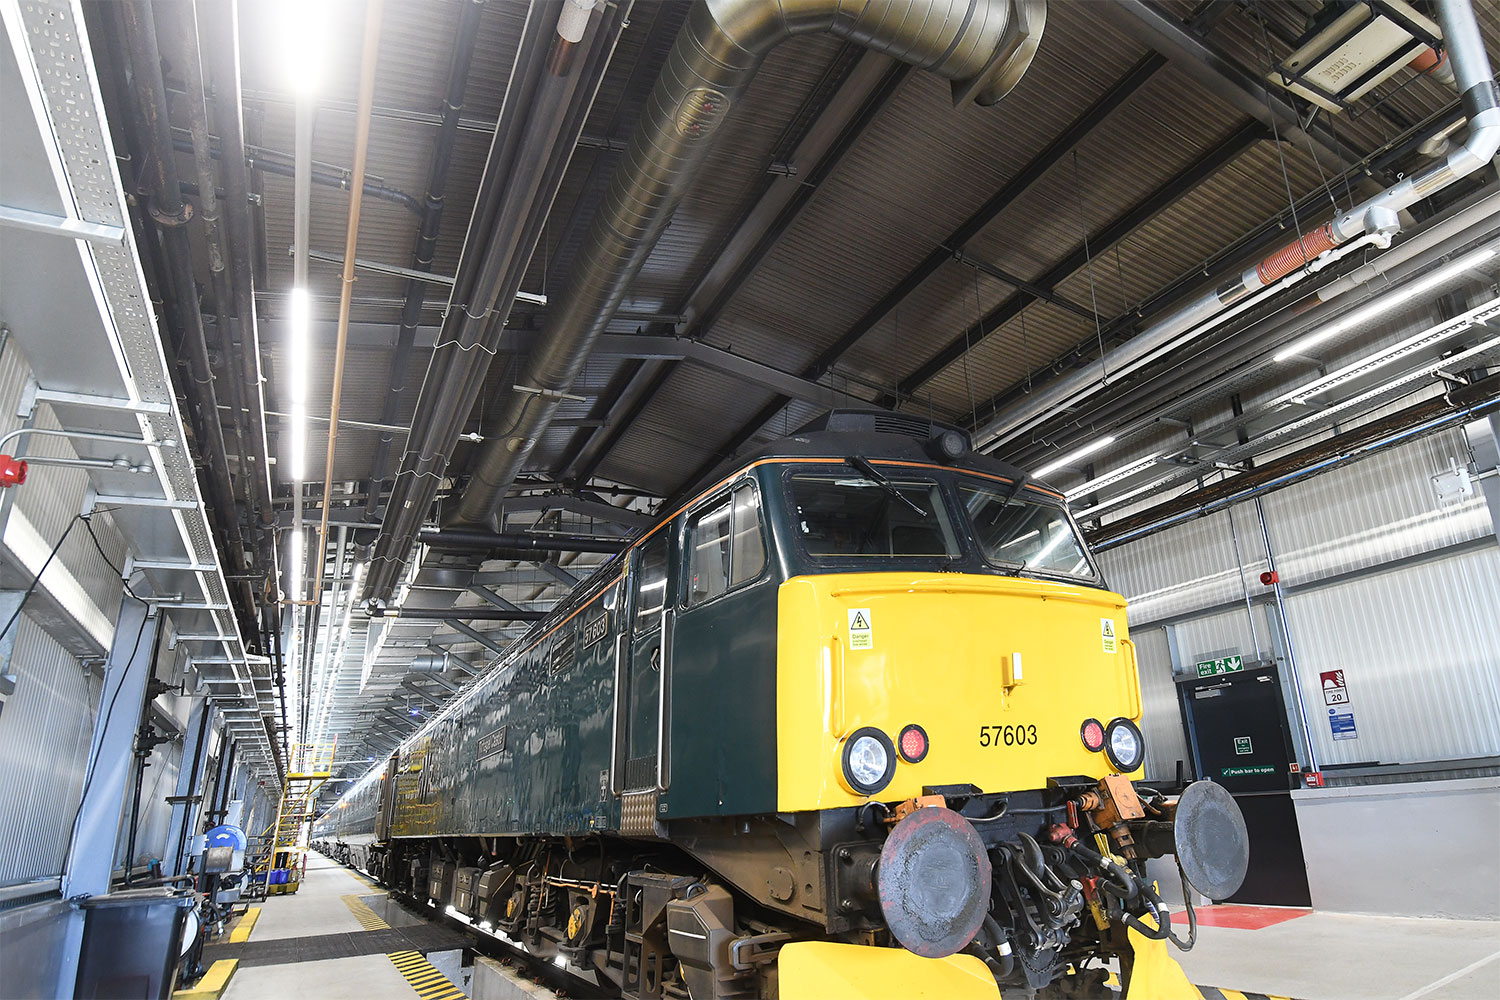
[
  {"x1": 828, "y1": 635, "x2": 846, "y2": 738},
  {"x1": 657, "y1": 608, "x2": 675, "y2": 793},
  {"x1": 609, "y1": 631, "x2": 628, "y2": 797},
  {"x1": 1121, "y1": 638, "x2": 1144, "y2": 721}
]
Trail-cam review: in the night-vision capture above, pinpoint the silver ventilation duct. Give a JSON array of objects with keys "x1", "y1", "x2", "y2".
[{"x1": 452, "y1": 0, "x2": 1047, "y2": 526}]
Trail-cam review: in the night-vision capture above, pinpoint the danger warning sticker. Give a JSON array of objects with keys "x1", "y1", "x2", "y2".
[
  {"x1": 1100, "y1": 618, "x2": 1118, "y2": 654},
  {"x1": 848, "y1": 608, "x2": 873, "y2": 650}
]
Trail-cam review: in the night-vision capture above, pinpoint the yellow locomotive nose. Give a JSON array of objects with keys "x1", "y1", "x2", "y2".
[{"x1": 776, "y1": 572, "x2": 1141, "y2": 812}]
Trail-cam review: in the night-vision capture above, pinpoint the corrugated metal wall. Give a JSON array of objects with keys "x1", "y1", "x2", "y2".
[
  {"x1": 1260, "y1": 429, "x2": 1492, "y2": 584},
  {"x1": 113, "y1": 741, "x2": 184, "y2": 873},
  {"x1": 1098, "y1": 429, "x2": 1500, "y2": 772},
  {"x1": 1132, "y1": 626, "x2": 1189, "y2": 783},
  {"x1": 0, "y1": 617, "x2": 100, "y2": 887},
  {"x1": 0, "y1": 338, "x2": 129, "y2": 638},
  {"x1": 1285, "y1": 546, "x2": 1500, "y2": 765}
]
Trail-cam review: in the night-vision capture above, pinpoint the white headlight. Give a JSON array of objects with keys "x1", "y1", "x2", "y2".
[
  {"x1": 849, "y1": 736, "x2": 888, "y2": 786},
  {"x1": 1104, "y1": 718, "x2": 1144, "y2": 772},
  {"x1": 842, "y1": 728, "x2": 895, "y2": 794}
]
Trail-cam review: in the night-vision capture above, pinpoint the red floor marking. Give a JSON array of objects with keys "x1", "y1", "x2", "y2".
[{"x1": 1172, "y1": 904, "x2": 1312, "y2": 929}]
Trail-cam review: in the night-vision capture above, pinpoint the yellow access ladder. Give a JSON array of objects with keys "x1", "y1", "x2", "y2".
[{"x1": 264, "y1": 740, "x2": 336, "y2": 894}]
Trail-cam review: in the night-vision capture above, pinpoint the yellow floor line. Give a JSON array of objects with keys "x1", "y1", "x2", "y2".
[
  {"x1": 172, "y1": 959, "x2": 238, "y2": 1000},
  {"x1": 226, "y1": 907, "x2": 260, "y2": 943},
  {"x1": 341, "y1": 893, "x2": 391, "y2": 931},
  {"x1": 387, "y1": 950, "x2": 466, "y2": 1000}
]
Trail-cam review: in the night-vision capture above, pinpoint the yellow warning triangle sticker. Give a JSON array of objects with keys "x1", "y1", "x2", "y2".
[{"x1": 851, "y1": 612, "x2": 869, "y2": 629}]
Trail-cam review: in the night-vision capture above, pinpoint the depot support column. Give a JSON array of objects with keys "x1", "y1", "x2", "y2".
[{"x1": 56, "y1": 591, "x2": 159, "y2": 995}]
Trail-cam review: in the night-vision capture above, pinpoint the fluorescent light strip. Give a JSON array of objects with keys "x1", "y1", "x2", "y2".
[
  {"x1": 1033, "y1": 435, "x2": 1117, "y2": 479},
  {"x1": 1276, "y1": 296, "x2": 1500, "y2": 406},
  {"x1": 288, "y1": 529, "x2": 304, "y2": 602},
  {"x1": 1065, "y1": 454, "x2": 1163, "y2": 499},
  {"x1": 288, "y1": 287, "x2": 310, "y2": 482},
  {"x1": 277, "y1": 0, "x2": 329, "y2": 97},
  {"x1": 1273, "y1": 245, "x2": 1497, "y2": 363}
]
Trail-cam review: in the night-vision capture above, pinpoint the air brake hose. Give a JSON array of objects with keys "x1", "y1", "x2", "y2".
[{"x1": 966, "y1": 914, "x2": 1016, "y2": 979}]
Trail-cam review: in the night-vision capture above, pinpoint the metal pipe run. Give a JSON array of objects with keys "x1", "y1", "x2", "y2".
[
  {"x1": 416, "y1": 527, "x2": 626, "y2": 554},
  {"x1": 363, "y1": 0, "x2": 487, "y2": 520},
  {"x1": 453, "y1": 0, "x2": 1048, "y2": 528},
  {"x1": 1090, "y1": 370, "x2": 1500, "y2": 549},
  {"x1": 194, "y1": 0, "x2": 276, "y2": 539},
  {"x1": 365, "y1": 0, "x2": 635, "y2": 600},
  {"x1": 309, "y1": 0, "x2": 384, "y2": 611},
  {"x1": 973, "y1": 0, "x2": 1500, "y2": 451},
  {"x1": 370, "y1": 606, "x2": 550, "y2": 623},
  {"x1": 171, "y1": 135, "x2": 424, "y2": 216},
  {"x1": 119, "y1": 0, "x2": 257, "y2": 635}
]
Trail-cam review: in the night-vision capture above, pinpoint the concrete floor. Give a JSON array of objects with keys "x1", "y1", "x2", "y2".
[
  {"x1": 219, "y1": 854, "x2": 1500, "y2": 1000},
  {"x1": 1174, "y1": 908, "x2": 1500, "y2": 1000},
  {"x1": 219, "y1": 854, "x2": 445, "y2": 1000}
]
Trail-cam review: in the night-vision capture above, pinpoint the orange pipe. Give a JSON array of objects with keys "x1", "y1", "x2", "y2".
[
  {"x1": 1255, "y1": 223, "x2": 1337, "y2": 285},
  {"x1": 299, "y1": 0, "x2": 384, "y2": 608}
]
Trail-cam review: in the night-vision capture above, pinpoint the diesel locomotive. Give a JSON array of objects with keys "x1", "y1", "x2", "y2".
[{"x1": 313, "y1": 411, "x2": 1248, "y2": 999}]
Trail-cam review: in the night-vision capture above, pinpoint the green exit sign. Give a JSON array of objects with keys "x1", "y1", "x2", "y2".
[{"x1": 1197, "y1": 655, "x2": 1244, "y2": 677}]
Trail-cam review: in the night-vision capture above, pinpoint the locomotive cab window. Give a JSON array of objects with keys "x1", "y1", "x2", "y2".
[
  {"x1": 786, "y1": 469, "x2": 960, "y2": 560},
  {"x1": 959, "y1": 482, "x2": 1096, "y2": 580},
  {"x1": 687, "y1": 482, "x2": 766, "y2": 605},
  {"x1": 633, "y1": 533, "x2": 670, "y2": 632}
]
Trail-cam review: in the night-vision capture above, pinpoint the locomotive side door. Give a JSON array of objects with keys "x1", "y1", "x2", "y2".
[{"x1": 616, "y1": 530, "x2": 673, "y2": 793}]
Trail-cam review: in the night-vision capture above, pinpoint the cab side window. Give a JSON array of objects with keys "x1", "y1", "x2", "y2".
[
  {"x1": 634, "y1": 534, "x2": 669, "y2": 633},
  {"x1": 687, "y1": 482, "x2": 765, "y2": 606}
]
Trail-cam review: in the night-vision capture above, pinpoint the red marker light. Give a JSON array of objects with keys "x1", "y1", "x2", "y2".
[
  {"x1": 898, "y1": 724, "x2": 929, "y2": 763},
  {"x1": 1081, "y1": 718, "x2": 1105, "y2": 752}
]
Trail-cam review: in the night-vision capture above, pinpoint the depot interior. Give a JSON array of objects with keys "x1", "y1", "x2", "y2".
[{"x1": 2, "y1": 0, "x2": 1500, "y2": 998}]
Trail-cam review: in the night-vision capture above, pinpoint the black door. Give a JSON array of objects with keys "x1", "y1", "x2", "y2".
[{"x1": 1180, "y1": 664, "x2": 1311, "y2": 906}]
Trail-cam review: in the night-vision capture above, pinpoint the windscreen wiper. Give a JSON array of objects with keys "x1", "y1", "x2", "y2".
[{"x1": 846, "y1": 456, "x2": 927, "y2": 518}]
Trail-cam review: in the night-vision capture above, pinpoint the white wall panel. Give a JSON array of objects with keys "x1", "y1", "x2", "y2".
[
  {"x1": 1098, "y1": 507, "x2": 1267, "y2": 626},
  {"x1": 0, "y1": 616, "x2": 99, "y2": 887},
  {"x1": 1132, "y1": 626, "x2": 1190, "y2": 783},
  {"x1": 1284, "y1": 545, "x2": 1500, "y2": 766},
  {"x1": 1261, "y1": 429, "x2": 1490, "y2": 585}
]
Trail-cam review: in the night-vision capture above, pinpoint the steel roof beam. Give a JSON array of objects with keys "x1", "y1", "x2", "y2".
[
  {"x1": 561, "y1": 53, "x2": 912, "y2": 484},
  {"x1": 468, "y1": 586, "x2": 521, "y2": 613},
  {"x1": 539, "y1": 562, "x2": 579, "y2": 588},
  {"x1": 498, "y1": 493, "x2": 653, "y2": 531},
  {"x1": 1103, "y1": 0, "x2": 1374, "y2": 177},
  {"x1": 400, "y1": 679, "x2": 444, "y2": 708},
  {"x1": 669, "y1": 53, "x2": 1171, "y2": 491},
  {"x1": 969, "y1": 104, "x2": 1468, "y2": 443},
  {"x1": 894, "y1": 121, "x2": 1267, "y2": 401},
  {"x1": 445, "y1": 621, "x2": 511, "y2": 657}
]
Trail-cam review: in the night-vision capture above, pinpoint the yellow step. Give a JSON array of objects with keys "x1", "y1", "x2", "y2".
[
  {"x1": 227, "y1": 906, "x2": 261, "y2": 943},
  {"x1": 173, "y1": 959, "x2": 238, "y2": 1000}
]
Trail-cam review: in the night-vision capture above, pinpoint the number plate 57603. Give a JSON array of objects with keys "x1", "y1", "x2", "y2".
[{"x1": 978, "y1": 724, "x2": 1037, "y2": 747}]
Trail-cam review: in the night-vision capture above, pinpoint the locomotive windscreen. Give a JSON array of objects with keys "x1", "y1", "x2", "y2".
[
  {"x1": 786, "y1": 471, "x2": 960, "y2": 558},
  {"x1": 959, "y1": 482, "x2": 1096, "y2": 580}
]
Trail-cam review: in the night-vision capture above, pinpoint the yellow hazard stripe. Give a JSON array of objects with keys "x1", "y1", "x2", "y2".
[
  {"x1": 341, "y1": 894, "x2": 391, "y2": 931},
  {"x1": 171, "y1": 959, "x2": 238, "y2": 1000},
  {"x1": 226, "y1": 907, "x2": 260, "y2": 943},
  {"x1": 1198, "y1": 988, "x2": 1299, "y2": 1000},
  {"x1": 387, "y1": 951, "x2": 465, "y2": 1000}
]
